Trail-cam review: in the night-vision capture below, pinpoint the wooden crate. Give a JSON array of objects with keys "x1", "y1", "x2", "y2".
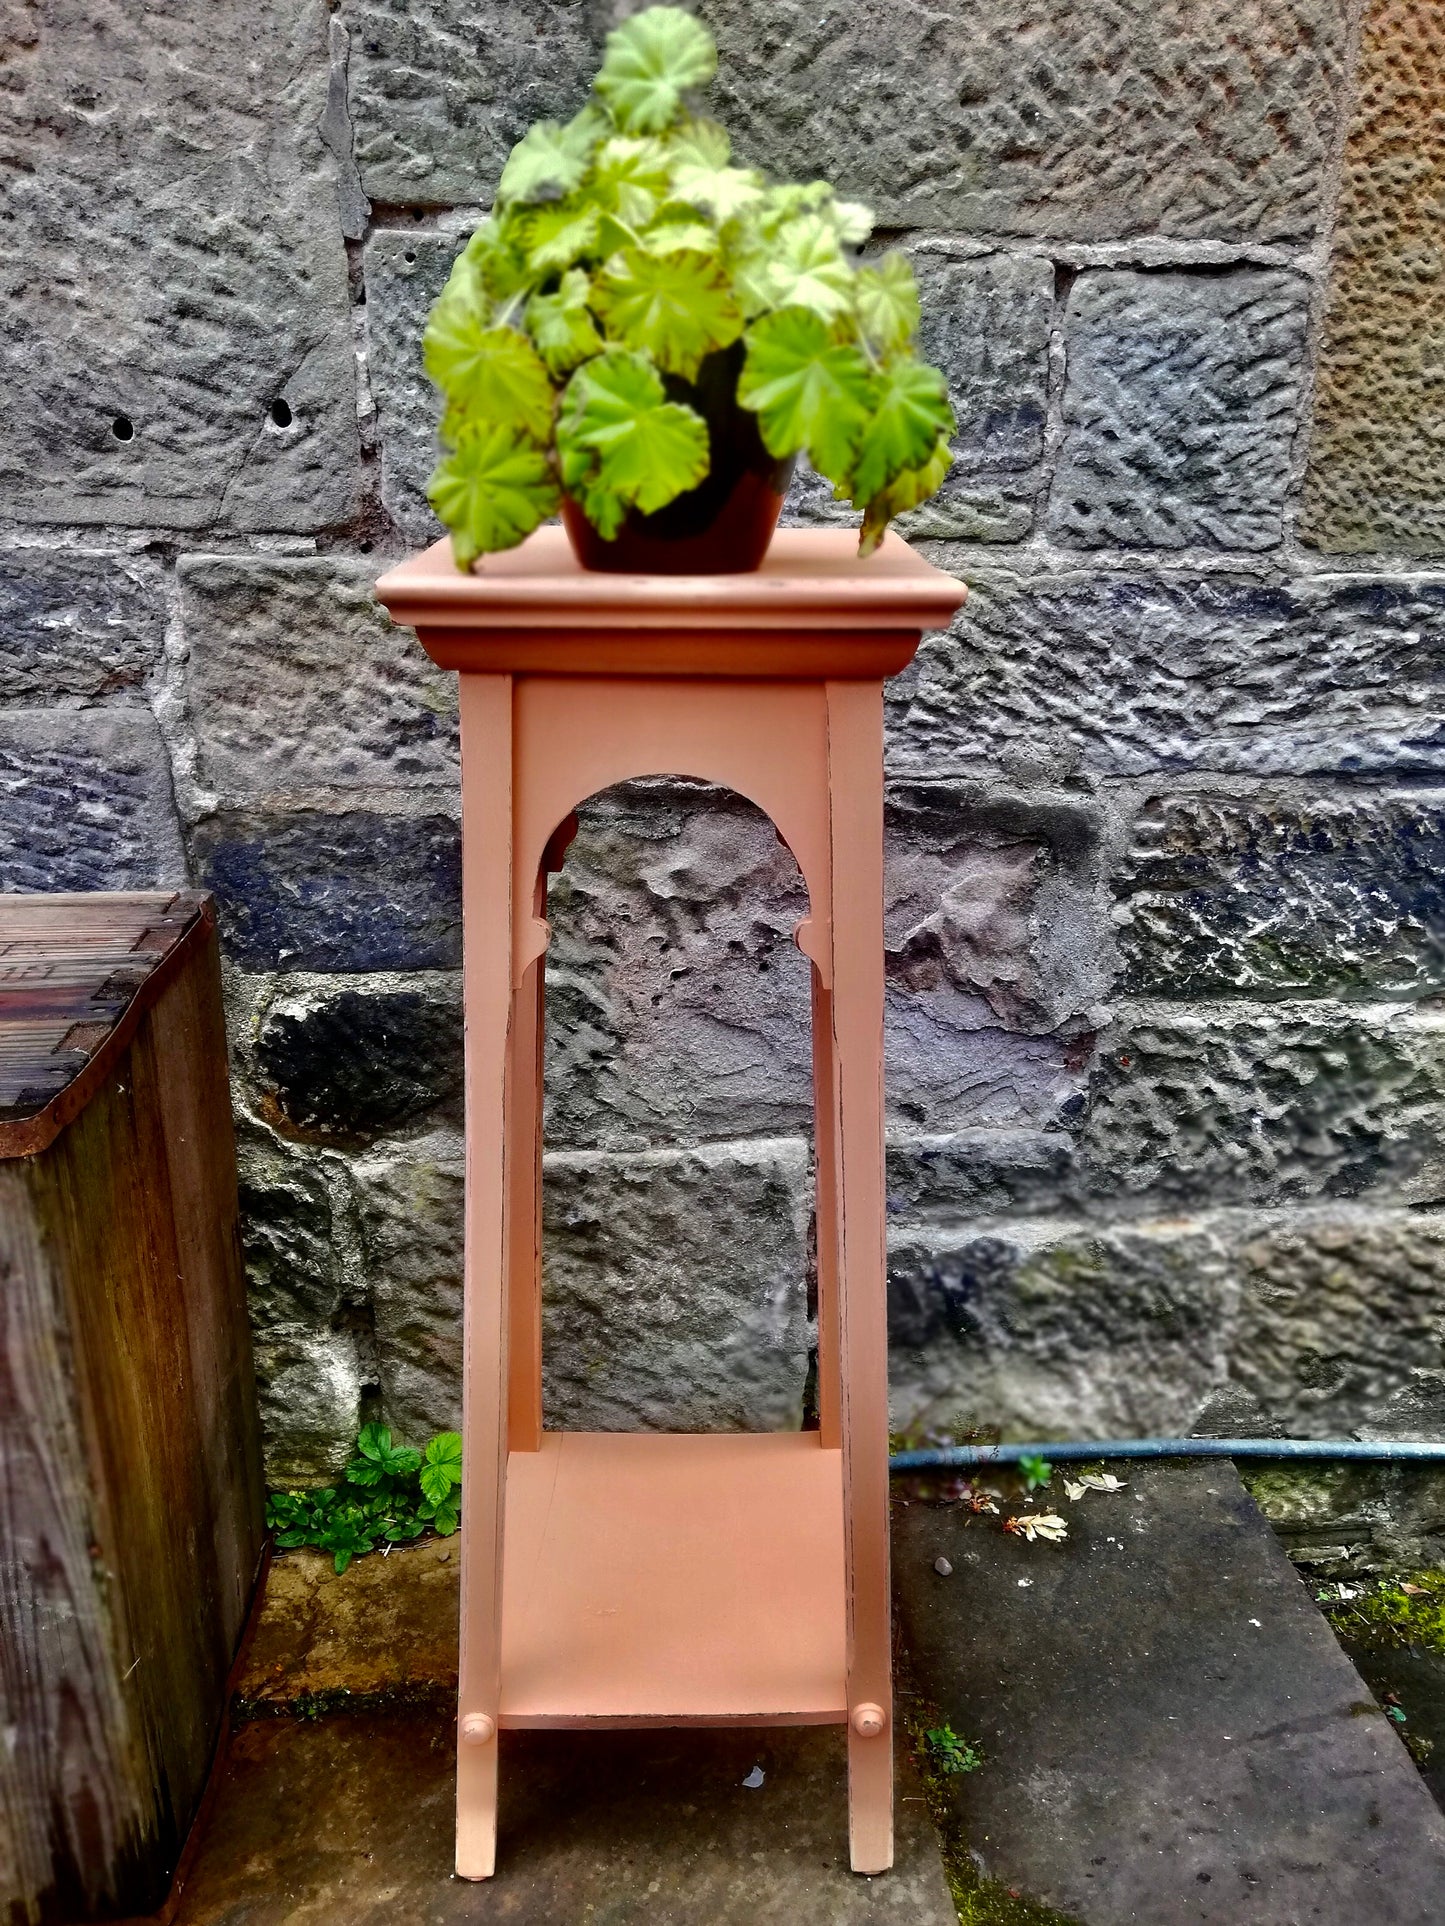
[{"x1": 1, "y1": 891, "x2": 265, "y2": 1923}]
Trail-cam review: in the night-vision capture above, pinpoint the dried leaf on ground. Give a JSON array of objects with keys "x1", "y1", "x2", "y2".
[{"x1": 1005, "y1": 1512, "x2": 1069, "y2": 1543}]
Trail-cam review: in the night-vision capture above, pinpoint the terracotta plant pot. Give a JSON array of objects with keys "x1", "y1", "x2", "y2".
[{"x1": 562, "y1": 342, "x2": 796, "y2": 574}]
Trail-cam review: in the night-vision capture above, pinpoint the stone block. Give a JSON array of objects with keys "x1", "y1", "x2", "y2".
[
  {"x1": 190, "y1": 808, "x2": 461, "y2": 971},
  {"x1": 1079, "y1": 1003, "x2": 1445, "y2": 1209},
  {"x1": 1302, "y1": 0, "x2": 1445, "y2": 552},
  {"x1": 541, "y1": 1138, "x2": 813, "y2": 1431},
  {"x1": 1227, "y1": 1211, "x2": 1445, "y2": 1438},
  {"x1": 348, "y1": 1130, "x2": 814, "y2": 1439},
  {"x1": 1242, "y1": 1459, "x2": 1445, "y2": 1576},
  {"x1": 179, "y1": 556, "x2": 457, "y2": 805},
  {"x1": 885, "y1": 1129, "x2": 1078, "y2": 1227},
  {"x1": 1046, "y1": 270, "x2": 1310, "y2": 551},
  {"x1": 784, "y1": 252, "x2": 1052, "y2": 543},
  {"x1": 889, "y1": 570, "x2": 1445, "y2": 781},
  {"x1": 343, "y1": 0, "x2": 1349, "y2": 242},
  {"x1": 235, "y1": 1125, "x2": 364, "y2": 1485},
  {"x1": 887, "y1": 1218, "x2": 1234, "y2": 1438},
  {"x1": 0, "y1": 708, "x2": 185, "y2": 892},
  {"x1": 0, "y1": 0, "x2": 359, "y2": 532},
  {"x1": 0, "y1": 550, "x2": 164, "y2": 703},
  {"x1": 363, "y1": 231, "x2": 457, "y2": 545},
  {"x1": 250, "y1": 974, "x2": 464, "y2": 1145},
  {"x1": 1117, "y1": 791, "x2": 1445, "y2": 998}
]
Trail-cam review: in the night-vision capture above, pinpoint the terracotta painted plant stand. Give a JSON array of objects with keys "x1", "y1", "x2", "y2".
[{"x1": 375, "y1": 526, "x2": 967, "y2": 1879}]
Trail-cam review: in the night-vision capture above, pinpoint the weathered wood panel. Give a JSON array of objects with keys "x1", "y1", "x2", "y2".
[{"x1": 1, "y1": 896, "x2": 264, "y2": 1923}]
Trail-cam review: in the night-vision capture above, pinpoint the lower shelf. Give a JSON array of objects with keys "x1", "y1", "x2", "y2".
[{"x1": 498, "y1": 1431, "x2": 847, "y2": 1728}]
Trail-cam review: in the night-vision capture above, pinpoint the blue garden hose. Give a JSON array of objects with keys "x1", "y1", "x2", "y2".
[{"x1": 888, "y1": 1437, "x2": 1445, "y2": 1472}]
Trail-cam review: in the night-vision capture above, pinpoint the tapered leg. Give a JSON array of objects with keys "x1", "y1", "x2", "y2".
[
  {"x1": 811, "y1": 967, "x2": 841, "y2": 1450},
  {"x1": 506, "y1": 939, "x2": 545, "y2": 1453},
  {"x1": 455, "y1": 674, "x2": 515, "y2": 1879},
  {"x1": 825, "y1": 680, "x2": 893, "y2": 1876}
]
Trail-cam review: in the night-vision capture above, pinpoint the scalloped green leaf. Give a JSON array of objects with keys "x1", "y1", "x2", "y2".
[
  {"x1": 595, "y1": 6, "x2": 717, "y2": 134},
  {"x1": 518, "y1": 199, "x2": 600, "y2": 273},
  {"x1": 668, "y1": 115, "x2": 731, "y2": 168},
  {"x1": 828, "y1": 199, "x2": 875, "y2": 246},
  {"x1": 765, "y1": 216, "x2": 856, "y2": 320},
  {"x1": 427, "y1": 423, "x2": 560, "y2": 566},
  {"x1": 557, "y1": 348, "x2": 709, "y2": 539},
  {"x1": 859, "y1": 433, "x2": 953, "y2": 556},
  {"x1": 643, "y1": 216, "x2": 719, "y2": 255},
  {"x1": 526, "y1": 269, "x2": 604, "y2": 376},
  {"x1": 423, "y1": 320, "x2": 553, "y2": 441},
  {"x1": 590, "y1": 136, "x2": 672, "y2": 226},
  {"x1": 737, "y1": 306, "x2": 874, "y2": 484},
  {"x1": 855, "y1": 252, "x2": 921, "y2": 354},
  {"x1": 670, "y1": 160, "x2": 764, "y2": 224},
  {"x1": 499, "y1": 119, "x2": 589, "y2": 206},
  {"x1": 594, "y1": 245, "x2": 742, "y2": 379},
  {"x1": 850, "y1": 355, "x2": 953, "y2": 500},
  {"x1": 460, "y1": 216, "x2": 534, "y2": 308}
]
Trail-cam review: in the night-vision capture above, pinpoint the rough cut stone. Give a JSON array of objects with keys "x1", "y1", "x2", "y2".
[
  {"x1": 1047, "y1": 270, "x2": 1310, "y2": 551},
  {"x1": 189, "y1": 808, "x2": 461, "y2": 971},
  {"x1": 0, "y1": 0, "x2": 360, "y2": 532},
  {"x1": 348, "y1": 1130, "x2": 814, "y2": 1440},
  {"x1": 785, "y1": 253, "x2": 1052, "y2": 543},
  {"x1": 1117, "y1": 791, "x2": 1445, "y2": 999},
  {"x1": 0, "y1": 708, "x2": 186, "y2": 893},
  {"x1": 344, "y1": 0, "x2": 1350, "y2": 242},
  {"x1": 0, "y1": 550, "x2": 165, "y2": 703},
  {"x1": 249, "y1": 975, "x2": 464, "y2": 1145},
  {"x1": 885, "y1": 1129, "x2": 1079, "y2": 1226},
  {"x1": 179, "y1": 556, "x2": 457, "y2": 806},
  {"x1": 1242, "y1": 1457, "x2": 1445, "y2": 1575},
  {"x1": 887, "y1": 1218, "x2": 1233, "y2": 1438},
  {"x1": 1229, "y1": 1212, "x2": 1445, "y2": 1438},
  {"x1": 1302, "y1": 0, "x2": 1445, "y2": 552},
  {"x1": 363, "y1": 230, "x2": 457, "y2": 545},
  {"x1": 890, "y1": 570, "x2": 1445, "y2": 781},
  {"x1": 1079, "y1": 1003, "x2": 1445, "y2": 1209}
]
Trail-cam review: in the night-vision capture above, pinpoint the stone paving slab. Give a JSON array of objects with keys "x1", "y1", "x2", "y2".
[{"x1": 894, "y1": 1458, "x2": 1445, "y2": 1924}]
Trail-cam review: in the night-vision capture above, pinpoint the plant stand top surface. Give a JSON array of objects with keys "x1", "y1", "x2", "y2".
[{"x1": 375, "y1": 526, "x2": 966, "y2": 678}]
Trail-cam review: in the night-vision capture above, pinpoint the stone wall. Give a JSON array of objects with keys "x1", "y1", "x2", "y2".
[{"x1": 4, "y1": 0, "x2": 1444, "y2": 1492}]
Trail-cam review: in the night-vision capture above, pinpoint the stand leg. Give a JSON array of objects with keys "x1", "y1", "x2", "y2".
[
  {"x1": 456, "y1": 674, "x2": 515, "y2": 1879},
  {"x1": 825, "y1": 681, "x2": 894, "y2": 1876},
  {"x1": 507, "y1": 940, "x2": 544, "y2": 1452},
  {"x1": 811, "y1": 967, "x2": 840, "y2": 1450}
]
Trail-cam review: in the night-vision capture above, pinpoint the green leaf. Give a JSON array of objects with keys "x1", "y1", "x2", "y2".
[
  {"x1": 382, "y1": 1445, "x2": 422, "y2": 1478},
  {"x1": 275, "y1": 1529, "x2": 307, "y2": 1549},
  {"x1": 423, "y1": 320, "x2": 554, "y2": 442},
  {"x1": 737, "y1": 307, "x2": 874, "y2": 485},
  {"x1": 526, "y1": 269, "x2": 604, "y2": 376},
  {"x1": 461, "y1": 217, "x2": 535, "y2": 309},
  {"x1": 356, "y1": 1423, "x2": 391, "y2": 1463},
  {"x1": 855, "y1": 253, "x2": 921, "y2": 354},
  {"x1": 642, "y1": 217, "x2": 718, "y2": 256},
  {"x1": 589, "y1": 136, "x2": 672, "y2": 227},
  {"x1": 668, "y1": 116, "x2": 731, "y2": 168},
  {"x1": 518, "y1": 199, "x2": 600, "y2": 274},
  {"x1": 594, "y1": 245, "x2": 742, "y2": 379},
  {"x1": 431, "y1": 1498, "x2": 461, "y2": 1536},
  {"x1": 427, "y1": 423, "x2": 561, "y2": 566},
  {"x1": 345, "y1": 1456, "x2": 385, "y2": 1487},
  {"x1": 858, "y1": 433, "x2": 952, "y2": 556},
  {"x1": 828, "y1": 199, "x2": 875, "y2": 246},
  {"x1": 333, "y1": 1550, "x2": 353, "y2": 1575},
  {"x1": 595, "y1": 6, "x2": 716, "y2": 134},
  {"x1": 850, "y1": 355, "x2": 953, "y2": 501},
  {"x1": 423, "y1": 1431, "x2": 464, "y2": 1489},
  {"x1": 498, "y1": 110, "x2": 598, "y2": 205},
  {"x1": 557, "y1": 348, "x2": 709, "y2": 539},
  {"x1": 765, "y1": 217, "x2": 855, "y2": 321},
  {"x1": 669, "y1": 160, "x2": 764, "y2": 224}
]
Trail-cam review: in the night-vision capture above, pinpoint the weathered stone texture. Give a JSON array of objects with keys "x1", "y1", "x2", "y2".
[
  {"x1": 541, "y1": 1139, "x2": 813, "y2": 1432},
  {"x1": 1117, "y1": 792, "x2": 1445, "y2": 999},
  {"x1": 785, "y1": 253, "x2": 1052, "y2": 542},
  {"x1": 347, "y1": 1130, "x2": 814, "y2": 1441},
  {"x1": 887, "y1": 1220, "x2": 1234, "y2": 1438},
  {"x1": 885, "y1": 1130, "x2": 1079, "y2": 1227},
  {"x1": 190, "y1": 808, "x2": 461, "y2": 972},
  {"x1": 179, "y1": 557, "x2": 456, "y2": 806},
  {"x1": 0, "y1": 0, "x2": 360, "y2": 531},
  {"x1": 1080, "y1": 1003, "x2": 1445, "y2": 1208},
  {"x1": 1242, "y1": 1457, "x2": 1445, "y2": 1574},
  {"x1": 343, "y1": 0, "x2": 1349, "y2": 240},
  {"x1": 0, "y1": 551, "x2": 164, "y2": 703},
  {"x1": 1302, "y1": 0, "x2": 1445, "y2": 553},
  {"x1": 363, "y1": 231, "x2": 457, "y2": 545},
  {"x1": 889, "y1": 571, "x2": 1445, "y2": 780},
  {"x1": 250, "y1": 976, "x2": 464, "y2": 1145},
  {"x1": 1230, "y1": 1214, "x2": 1445, "y2": 1437},
  {"x1": 1047, "y1": 271, "x2": 1310, "y2": 551},
  {"x1": 0, "y1": 708, "x2": 185, "y2": 892}
]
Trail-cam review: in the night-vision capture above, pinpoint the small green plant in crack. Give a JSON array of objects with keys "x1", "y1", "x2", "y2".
[
  {"x1": 924, "y1": 1724, "x2": 985, "y2": 1776},
  {"x1": 265, "y1": 1423, "x2": 463, "y2": 1573},
  {"x1": 1017, "y1": 1454, "x2": 1052, "y2": 1495}
]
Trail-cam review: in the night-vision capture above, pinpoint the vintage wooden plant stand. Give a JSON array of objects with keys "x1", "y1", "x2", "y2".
[{"x1": 376, "y1": 527, "x2": 966, "y2": 1878}]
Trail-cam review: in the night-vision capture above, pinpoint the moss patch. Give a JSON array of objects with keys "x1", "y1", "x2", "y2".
[{"x1": 1320, "y1": 1569, "x2": 1445, "y2": 1656}]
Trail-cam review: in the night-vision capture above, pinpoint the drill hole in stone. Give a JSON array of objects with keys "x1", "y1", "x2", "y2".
[
  {"x1": 111, "y1": 415, "x2": 134, "y2": 442},
  {"x1": 269, "y1": 397, "x2": 294, "y2": 430}
]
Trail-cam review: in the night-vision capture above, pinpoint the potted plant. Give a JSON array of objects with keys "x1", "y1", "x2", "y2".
[{"x1": 423, "y1": 5, "x2": 955, "y2": 573}]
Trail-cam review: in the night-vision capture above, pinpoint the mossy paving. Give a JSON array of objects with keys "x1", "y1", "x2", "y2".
[{"x1": 1319, "y1": 1570, "x2": 1445, "y2": 1659}]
